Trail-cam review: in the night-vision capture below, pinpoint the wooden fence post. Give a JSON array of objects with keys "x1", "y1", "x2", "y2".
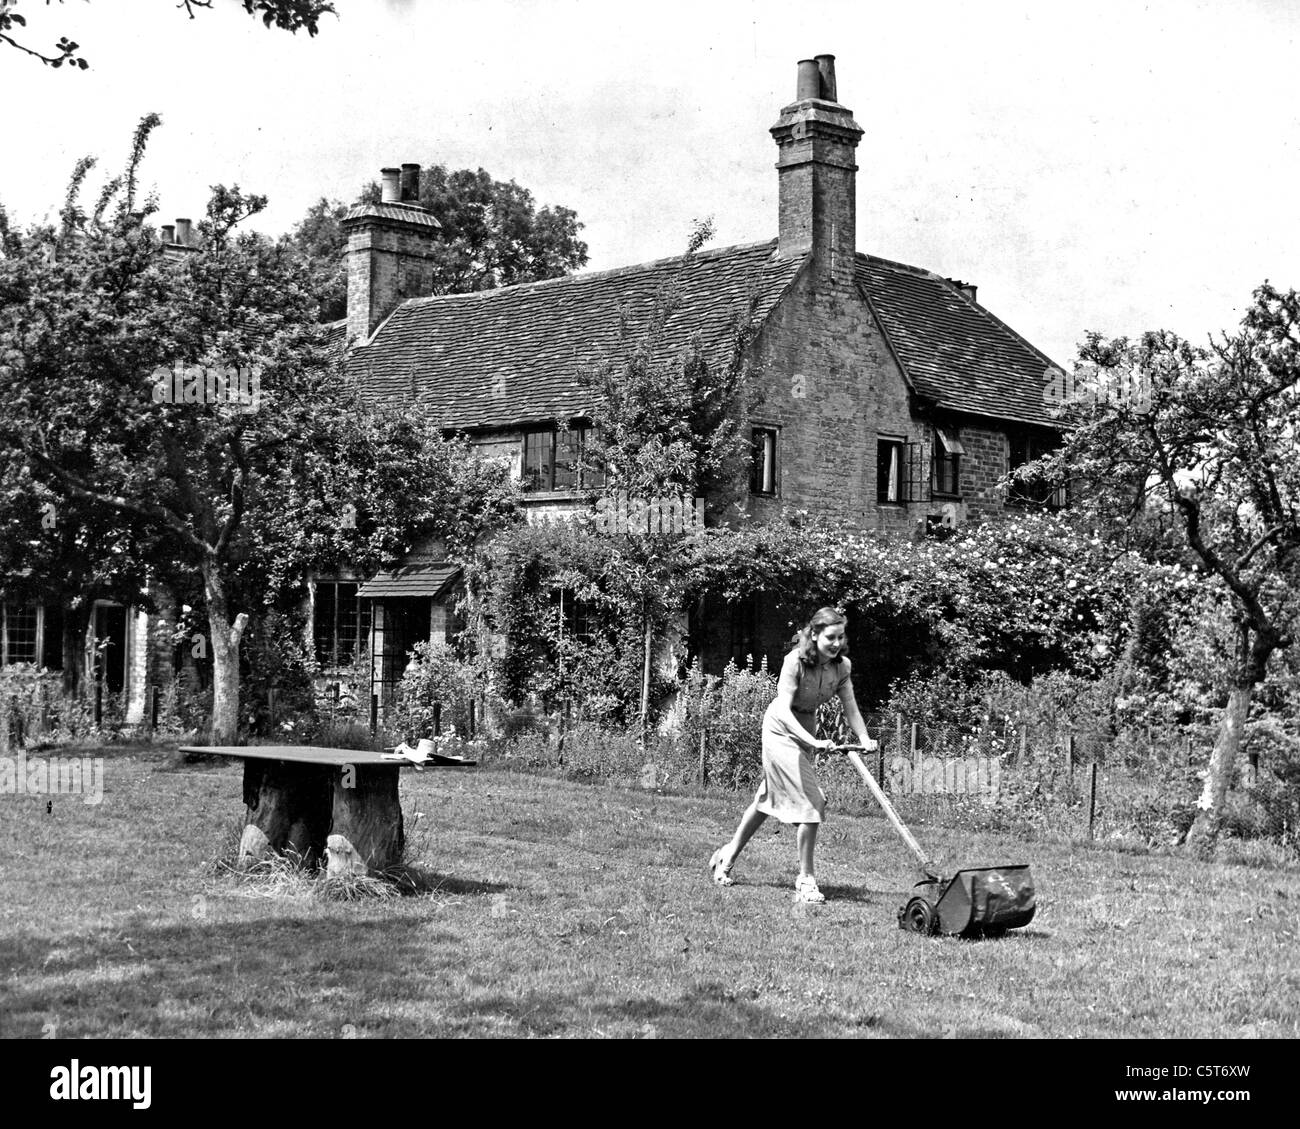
[
  {"x1": 1088, "y1": 762, "x2": 1098, "y2": 839},
  {"x1": 911, "y1": 721, "x2": 920, "y2": 778},
  {"x1": 370, "y1": 693, "x2": 378, "y2": 735},
  {"x1": 433, "y1": 701, "x2": 442, "y2": 737},
  {"x1": 1019, "y1": 724, "x2": 1027, "y2": 766},
  {"x1": 469, "y1": 699, "x2": 476, "y2": 739},
  {"x1": 1065, "y1": 734, "x2": 1074, "y2": 777}
]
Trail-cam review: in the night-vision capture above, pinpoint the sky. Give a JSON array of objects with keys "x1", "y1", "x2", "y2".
[{"x1": 1, "y1": 0, "x2": 1297, "y2": 366}]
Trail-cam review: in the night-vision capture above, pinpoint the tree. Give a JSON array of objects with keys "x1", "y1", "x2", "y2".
[
  {"x1": 0, "y1": 0, "x2": 335, "y2": 69},
  {"x1": 285, "y1": 164, "x2": 589, "y2": 317},
  {"x1": 0, "y1": 118, "x2": 516, "y2": 742},
  {"x1": 1038, "y1": 284, "x2": 1300, "y2": 847}
]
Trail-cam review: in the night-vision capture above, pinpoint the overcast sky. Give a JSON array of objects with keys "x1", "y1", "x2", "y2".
[{"x1": 1, "y1": 0, "x2": 1296, "y2": 365}]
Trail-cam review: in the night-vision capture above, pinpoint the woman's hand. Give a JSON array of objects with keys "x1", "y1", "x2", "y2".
[
  {"x1": 810, "y1": 738, "x2": 837, "y2": 752},
  {"x1": 862, "y1": 737, "x2": 879, "y2": 752}
]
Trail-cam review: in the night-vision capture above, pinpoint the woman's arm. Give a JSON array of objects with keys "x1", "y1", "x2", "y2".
[
  {"x1": 837, "y1": 659, "x2": 878, "y2": 750},
  {"x1": 770, "y1": 653, "x2": 829, "y2": 749}
]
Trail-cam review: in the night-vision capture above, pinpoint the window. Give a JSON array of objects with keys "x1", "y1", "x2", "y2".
[
  {"x1": 522, "y1": 424, "x2": 604, "y2": 492},
  {"x1": 931, "y1": 426, "x2": 963, "y2": 496},
  {"x1": 878, "y1": 438, "x2": 928, "y2": 504},
  {"x1": 878, "y1": 439, "x2": 901, "y2": 503},
  {"x1": 1009, "y1": 432, "x2": 1066, "y2": 507},
  {"x1": 1, "y1": 603, "x2": 39, "y2": 665},
  {"x1": 553, "y1": 588, "x2": 598, "y2": 642},
  {"x1": 750, "y1": 428, "x2": 777, "y2": 495},
  {"x1": 314, "y1": 581, "x2": 372, "y2": 667}
]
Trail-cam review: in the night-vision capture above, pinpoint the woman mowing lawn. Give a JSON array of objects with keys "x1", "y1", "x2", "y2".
[{"x1": 709, "y1": 607, "x2": 877, "y2": 903}]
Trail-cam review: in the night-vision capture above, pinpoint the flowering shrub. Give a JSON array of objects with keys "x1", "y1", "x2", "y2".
[
  {"x1": 390, "y1": 640, "x2": 485, "y2": 742},
  {"x1": 674, "y1": 656, "x2": 775, "y2": 789}
]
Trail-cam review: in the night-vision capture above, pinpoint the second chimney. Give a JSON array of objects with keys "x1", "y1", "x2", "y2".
[
  {"x1": 399, "y1": 163, "x2": 421, "y2": 204},
  {"x1": 174, "y1": 218, "x2": 192, "y2": 246}
]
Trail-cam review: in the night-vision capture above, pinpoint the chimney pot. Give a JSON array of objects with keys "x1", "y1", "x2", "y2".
[
  {"x1": 814, "y1": 54, "x2": 837, "y2": 102},
  {"x1": 161, "y1": 224, "x2": 175, "y2": 243},
  {"x1": 796, "y1": 59, "x2": 821, "y2": 101},
  {"x1": 175, "y1": 218, "x2": 192, "y2": 246},
  {"x1": 380, "y1": 167, "x2": 401, "y2": 204},
  {"x1": 399, "y1": 163, "x2": 421, "y2": 204}
]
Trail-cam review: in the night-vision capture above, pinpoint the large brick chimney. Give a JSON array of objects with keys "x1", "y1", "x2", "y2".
[
  {"x1": 342, "y1": 163, "x2": 441, "y2": 344},
  {"x1": 770, "y1": 55, "x2": 864, "y2": 287}
]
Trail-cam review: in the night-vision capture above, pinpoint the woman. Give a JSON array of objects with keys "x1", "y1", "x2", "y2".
[{"x1": 709, "y1": 607, "x2": 876, "y2": 903}]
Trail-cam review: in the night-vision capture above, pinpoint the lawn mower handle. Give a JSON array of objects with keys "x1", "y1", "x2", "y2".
[{"x1": 829, "y1": 744, "x2": 936, "y2": 876}]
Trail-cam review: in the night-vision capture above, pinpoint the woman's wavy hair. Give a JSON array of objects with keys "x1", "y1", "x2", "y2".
[{"x1": 792, "y1": 606, "x2": 848, "y2": 667}]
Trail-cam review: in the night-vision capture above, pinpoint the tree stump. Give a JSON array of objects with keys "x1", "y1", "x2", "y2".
[
  {"x1": 327, "y1": 765, "x2": 404, "y2": 877},
  {"x1": 240, "y1": 759, "x2": 333, "y2": 867}
]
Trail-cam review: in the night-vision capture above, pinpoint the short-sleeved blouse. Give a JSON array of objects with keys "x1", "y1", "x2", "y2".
[{"x1": 768, "y1": 649, "x2": 851, "y2": 734}]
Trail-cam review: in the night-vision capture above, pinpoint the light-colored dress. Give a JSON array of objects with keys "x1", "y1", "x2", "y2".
[{"x1": 754, "y1": 649, "x2": 851, "y2": 824}]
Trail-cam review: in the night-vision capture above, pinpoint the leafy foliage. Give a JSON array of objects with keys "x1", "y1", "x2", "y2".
[
  {"x1": 0, "y1": 117, "x2": 517, "y2": 741},
  {"x1": 1037, "y1": 283, "x2": 1300, "y2": 844},
  {"x1": 0, "y1": 0, "x2": 335, "y2": 69}
]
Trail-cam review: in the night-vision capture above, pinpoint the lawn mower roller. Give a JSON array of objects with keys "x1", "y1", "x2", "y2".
[{"x1": 831, "y1": 745, "x2": 1036, "y2": 938}]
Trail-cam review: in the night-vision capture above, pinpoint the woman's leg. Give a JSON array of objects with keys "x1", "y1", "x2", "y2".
[
  {"x1": 722, "y1": 798, "x2": 768, "y2": 866},
  {"x1": 797, "y1": 821, "x2": 819, "y2": 879}
]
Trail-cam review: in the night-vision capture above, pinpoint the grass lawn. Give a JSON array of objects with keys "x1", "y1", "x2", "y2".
[{"x1": 1, "y1": 746, "x2": 1297, "y2": 1039}]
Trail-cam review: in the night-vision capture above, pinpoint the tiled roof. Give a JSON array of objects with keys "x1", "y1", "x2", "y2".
[
  {"x1": 343, "y1": 202, "x2": 442, "y2": 229},
  {"x1": 357, "y1": 563, "x2": 460, "y2": 599},
  {"x1": 322, "y1": 319, "x2": 347, "y2": 358},
  {"x1": 858, "y1": 255, "x2": 1060, "y2": 428},
  {"x1": 348, "y1": 240, "x2": 807, "y2": 429}
]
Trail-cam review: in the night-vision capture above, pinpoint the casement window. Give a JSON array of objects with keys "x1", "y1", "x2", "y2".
[
  {"x1": 553, "y1": 588, "x2": 598, "y2": 642},
  {"x1": 877, "y1": 437, "x2": 927, "y2": 504},
  {"x1": 750, "y1": 427, "x2": 778, "y2": 495},
  {"x1": 931, "y1": 426, "x2": 963, "y2": 497},
  {"x1": 314, "y1": 580, "x2": 372, "y2": 667},
  {"x1": 522, "y1": 424, "x2": 604, "y2": 492},
  {"x1": 1, "y1": 603, "x2": 39, "y2": 665},
  {"x1": 1008, "y1": 432, "x2": 1066, "y2": 507}
]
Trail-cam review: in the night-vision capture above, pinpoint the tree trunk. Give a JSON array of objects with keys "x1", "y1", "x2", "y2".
[
  {"x1": 1186, "y1": 685, "x2": 1253, "y2": 848},
  {"x1": 60, "y1": 600, "x2": 92, "y2": 696},
  {"x1": 203, "y1": 561, "x2": 248, "y2": 746},
  {"x1": 1186, "y1": 626, "x2": 1274, "y2": 850},
  {"x1": 328, "y1": 765, "x2": 404, "y2": 877},
  {"x1": 640, "y1": 606, "x2": 651, "y2": 749},
  {"x1": 239, "y1": 758, "x2": 333, "y2": 867}
]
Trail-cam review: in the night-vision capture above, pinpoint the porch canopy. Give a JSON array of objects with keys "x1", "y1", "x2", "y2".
[{"x1": 357, "y1": 563, "x2": 460, "y2": 600}]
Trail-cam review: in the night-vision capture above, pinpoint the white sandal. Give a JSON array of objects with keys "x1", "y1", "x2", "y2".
[
  {"x1": 709, "y1": 847, "x2": 735, "y2": 887},
  {"x1": 794, "y1": 875, "x2": 825, "y2": 904}
]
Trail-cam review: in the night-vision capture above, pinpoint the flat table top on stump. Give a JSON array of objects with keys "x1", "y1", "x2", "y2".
[
  {"x1": 178, "y1": 744, "x2": 474, "y2": 768},
  {"x1": 181, "y1": 744, "x2": 415, "y2": 767}
]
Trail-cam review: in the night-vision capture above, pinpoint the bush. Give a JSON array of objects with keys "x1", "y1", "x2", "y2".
[
  {"x1": 390, "y1": 641, "x2": 485, "y2": 743},
  {"x1": 239, "y1": 611, "x2": 318, "y2": 738},
  {"x1": 674, "y1": 657, "x2": 775, "y2": 789}
]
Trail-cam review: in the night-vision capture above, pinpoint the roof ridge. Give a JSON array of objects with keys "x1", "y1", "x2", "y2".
[
  {"x1": 857, "y1": 251, "x2": 946, "y2": 281},
  {"x1": 397, "y1": 237, "x2": 783, "y2": 310}
]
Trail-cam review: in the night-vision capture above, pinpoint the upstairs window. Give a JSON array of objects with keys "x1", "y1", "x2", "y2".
[
  {"x1": 523, "y1": 424, "x2": 604, "y2": 492},
  {"x1": 931, "y1": 426, "x2": 963, "y2": 497},
  {"x1": 750, "y1": 428, "x2": 778, "y2": 495}
]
